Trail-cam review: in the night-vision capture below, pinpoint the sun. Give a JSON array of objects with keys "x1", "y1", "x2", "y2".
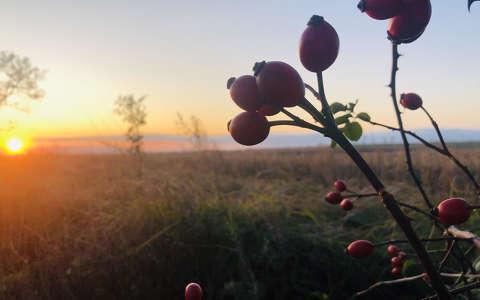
[{"x1": 5, "y1": 137, "x2": 26, "y2": 155}]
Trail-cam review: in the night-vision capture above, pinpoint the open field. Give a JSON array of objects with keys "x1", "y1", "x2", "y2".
[{"x1": 1, "y1": 145, "x2": 480, "y2": 299}]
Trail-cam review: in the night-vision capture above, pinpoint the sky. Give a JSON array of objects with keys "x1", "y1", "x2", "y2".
[{"x1": 0, "y1": 1, "x2": 478, "y2": 141}]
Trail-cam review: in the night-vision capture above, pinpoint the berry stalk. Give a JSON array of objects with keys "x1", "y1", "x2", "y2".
[
  {"x1": 421, "y1": 106, "x2": 480, "y2": 196},
  {"x1": 366, "y1": 118, "x2": 480, "y2": 197}
]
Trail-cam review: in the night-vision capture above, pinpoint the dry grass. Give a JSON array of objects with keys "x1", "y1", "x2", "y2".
[{"x1": 0, "y1": 145, "x2": 479, "y2": 299}]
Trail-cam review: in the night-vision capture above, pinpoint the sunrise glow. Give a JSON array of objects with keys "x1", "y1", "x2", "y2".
[{"x1": 4, "y1": 137, "x2": 26, "y2": 155}]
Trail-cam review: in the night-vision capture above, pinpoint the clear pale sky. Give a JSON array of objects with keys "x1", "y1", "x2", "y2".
[{"x1": 0, "y1": 1, "x2": 478, "y2": 139}]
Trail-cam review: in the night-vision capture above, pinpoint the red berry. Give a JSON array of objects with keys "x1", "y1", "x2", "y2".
[
  {"x1": 357, "y1": 0, "x2": 404, "y2": 20},
  {"x1": 228, "y1": 75, "x2": 262, "y2": 112},
  {"x1": 437, "y1": 198, "x2": 471, "y2": 225},
  {"x1": 334, "y1": 179, "x2": 347, "y2": 192},
  {"x1": 347, "y1": 240, "x2": 375, "y2": 258},
  {"x1": 185, "y1": 282, "x2": 203, "y2": 300},
  {"x1": 257, "y1": 104, "x2": 281, "y2": 116},
  {"x1": 387, "y1": 245, "x2": 399, "y2": 257},
  {"x1": 391, "y1": 267, "x2": 402, "y2": 275},
  {"x1": 299, "y1": 15, "x2": 339, "y2": 72},
  {"x1": 400, "y1": 93, "x2": 423, "y2": 110},
  {"x1": 254, "y1": 61, "x2": 305, "y2": 107},
  {"x1": 325, "y1": 191, "x2": 342, "y2": 205},
  {"x1": 391, "y1": 256, "x2": 404, "y2": 267},
  {"x1": 229, "y1": 112, "x2": 270, "y2": 146},
  {"x1": 340, "y1": 199, "x2": 354, "y2": 211},
  {"x1": 388, "y1": 0, "x2": 432, "y2": 44}
]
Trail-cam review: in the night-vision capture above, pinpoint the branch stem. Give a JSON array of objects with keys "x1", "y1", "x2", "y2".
[
  {"x1": 421, "y1": 106, "x2": 480, "y2": 195},
  {"x1": 269, "y1": 120, "x2": 325, "y2": 134},
  {"x1": 422, "y1": 282, "x2": 480, "y2": 300},
  {"x1": 389, "y1": 43, "x2": 433, "y2": 210},
  {"x1": 312, "y1": 68, "x2": 451, "y2": 299},
  {"x1": 374, "y1": 237, "x2": 474, "y2": 247},
  {"x1": 342, "y1": 192, "x2": 378, "y2": 199}
]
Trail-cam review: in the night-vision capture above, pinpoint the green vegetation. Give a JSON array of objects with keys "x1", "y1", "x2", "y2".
[{"x1": 0, "y1": 146, "x2": 479, "y2": 299}]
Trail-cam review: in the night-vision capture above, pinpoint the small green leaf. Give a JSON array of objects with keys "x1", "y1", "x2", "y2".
[
  {"x1": 330, "y1": 140, "x2": 337, "y2": 148},
  {"x1": 330, "y1": 102, "x2": 347, "y2": 114},
  {"x1": 347, "y1": 100, "x2": 358, "y2": 112},
  {"x1": 356, "y1": 112, "x2": 371, "y2": 122},
  {"x1": 343, "y1": 122, "x2": 363, "y2": 141},
  {"x1": 402, "y1": 259, "x2": 422, "y2": 277},
  {"x1": 335, "y1": 113, "x2": 352, "y2": 125}
]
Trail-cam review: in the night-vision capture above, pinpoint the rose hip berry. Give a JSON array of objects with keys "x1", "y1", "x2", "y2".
[
  {"x1": 228, "y1": 75, "x2": 262, "y2": 112},
  {"x1": 229, "y1": 112, "x2": 270, "y2": 146},
  {"x1": 185, "y1": 282, "x2": 203, "y2": 300},
  {"x1": 325, "y1": 191, "x2": 342, "y2": 204},
  {"x1": 388, "y1": 0, "x2": 432, "y2": 44},
  {"x1": 400, "y1": 93, "x2": 423, "y2": 110},
  {"x1": 436, "y1": 198, "x2": 471, "y2": 225},
  {"x1": 391, "y1": 256, "x2": 404, "y2": 268},
  {"x1": 347, "y1": 240, "x2": 375, "y2": 258},
  {"x1": 340, "y1": 199, "x2": 354, "y2": 211},
  {"x1": 254, "y1": 61, "x2": 305, "y2": 107},
  {"x1": 387, "y1": 245, "x2": 399, "y2": 257},
  {"x1": 299, "y1": 15, "x2": 339, "y2": 72},
  {"x1": 391, "y1": 267, "x2": 402, "y2": 275},
  {"x1": 334, "y1": 179, "x2": 347, "y2": 192},
  {"x1": 257, "y1": 104, "x2": 281, "y2": 116},
  {"x1": 357, "y1": 0, "x2": 404, "y2": 20}
]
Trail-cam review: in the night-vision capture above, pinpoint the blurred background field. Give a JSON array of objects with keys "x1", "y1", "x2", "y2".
[{"x1": 0, "y1": 145, "x2": 479, "y2": 299}]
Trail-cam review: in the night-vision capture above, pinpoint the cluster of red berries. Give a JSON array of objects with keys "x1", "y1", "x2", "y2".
[
  {"x1": 358, "y1": 0, "x2": 432, "y2": 44},
  {"x1": 227, "y1": 60, "x2": 304, "y2": 145},
  {"x1": 387, "y1": 245, "x2": 407, "y2": 275},
  {"x1": 346, "y1": 198, "x2": 472, "y2": 265},
  {"x1": 185, "y1": 282, "x2": 203, "y2": 300},
  {"x1": 346, "y1": 241, "x2": 406, "y2": 275},
  {"x1": 227, "y1": 15, "x2": 339, "y2": 146},
  {"x1": 325, "y1": 180, "x2": 354, "y2": 211},
  {"x1": 359, "y1": 3, "x2": 429, "y2": 110}
]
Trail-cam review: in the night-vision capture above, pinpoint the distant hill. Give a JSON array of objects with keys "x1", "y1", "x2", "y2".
[
  {"x1": 209, "y1": 128, "x2": 480, "y2": 149},
  {"x1": 33, "y1": 128, "x2": 480, "y2": 153}
]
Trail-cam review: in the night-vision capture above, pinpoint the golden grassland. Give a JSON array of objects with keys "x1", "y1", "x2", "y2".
[{"x1": 0, "y1": 145, "x2": 479, "y2": 299}]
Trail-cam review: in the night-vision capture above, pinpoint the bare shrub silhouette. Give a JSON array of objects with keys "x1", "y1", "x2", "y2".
[
  {"x1": 175, "y1": 113, "x2": 208, "y2": 151},
  {"x1": 0, "y1": 51, "x2": 45, "y2": 111},
  {"x1": 114, "y1": 94, "x2": 147, "y2": 155}
]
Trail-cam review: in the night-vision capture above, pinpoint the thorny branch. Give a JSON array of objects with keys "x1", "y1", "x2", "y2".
[
  {"x1": 310, "y1": 69, "x2": 451, "y2": 299},
  {"x1": 388, "y1": 43, "x2": 433, "y2": 210}
]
